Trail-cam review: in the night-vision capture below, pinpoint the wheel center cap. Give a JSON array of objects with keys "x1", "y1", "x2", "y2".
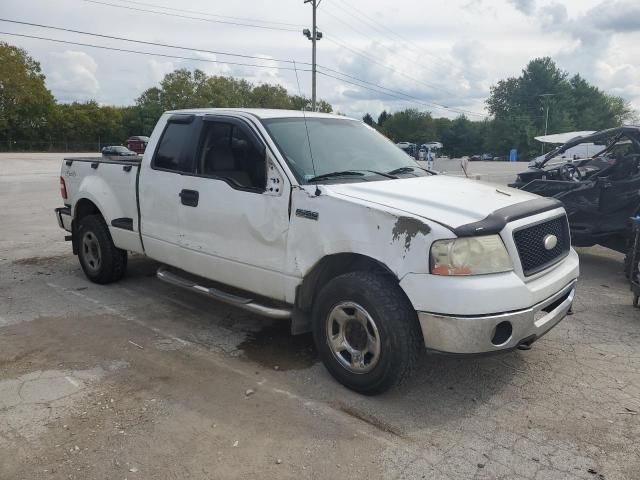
[{"x1": 345, "y1": 322, "x2": 367, "y2": 350}]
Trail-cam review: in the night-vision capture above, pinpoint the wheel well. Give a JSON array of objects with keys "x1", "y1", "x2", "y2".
[
  {"x1": 296, "y1": 253, "x2": 398, "y2": 311},
  {"x1": 75, "y1": 198, "x2": 102, "y2": 223},
  {"x1": 72, "y1": 199, "x2": 102, "y2": 254}
]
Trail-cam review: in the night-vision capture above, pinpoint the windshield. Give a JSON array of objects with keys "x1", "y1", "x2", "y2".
[{"x1": 262, "y1": 117, "x2": 425, "y2": 183}]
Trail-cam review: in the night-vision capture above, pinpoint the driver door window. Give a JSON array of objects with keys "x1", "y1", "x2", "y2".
[{"x1": 198, "y1": 121, "x2": 266, "y2": 191}]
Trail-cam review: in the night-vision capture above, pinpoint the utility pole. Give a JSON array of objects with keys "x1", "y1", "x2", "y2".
[
  {"x1": 539, "y1": 93, "x2": 555, "y2": 154},
  {"x1": 303, "y1": 0, "x2": 322, "y2": 110}
]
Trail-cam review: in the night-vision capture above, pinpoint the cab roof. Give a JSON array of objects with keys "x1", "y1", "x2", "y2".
[{"x1": 165, "y1": 108, "x2": 355, "y2": 121}]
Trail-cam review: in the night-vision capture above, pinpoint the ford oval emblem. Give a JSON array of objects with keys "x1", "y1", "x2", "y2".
[{"x1": 543, "y1": 234, "x2": 558, "y2": 250}]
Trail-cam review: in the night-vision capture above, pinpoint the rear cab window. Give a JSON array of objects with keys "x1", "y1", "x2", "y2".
[{"x1": 152, "y1": 116, "x2": 197, "y2": 173}]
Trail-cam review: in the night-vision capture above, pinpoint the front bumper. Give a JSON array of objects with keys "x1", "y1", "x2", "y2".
[
  {"x1": 417, "y1": 280, "x2": 576, "y2": 354},
  {"x1": 55, "y1": 206, "x2": 72, "y2": 232}
]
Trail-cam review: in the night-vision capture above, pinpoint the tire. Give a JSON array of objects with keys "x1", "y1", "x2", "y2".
[
  {"x1": 77, "y1": 214, "x2": 127, "y2": 284},
  {"x1": 312, "y1": 271, "x2": 422, "y2": 395}
]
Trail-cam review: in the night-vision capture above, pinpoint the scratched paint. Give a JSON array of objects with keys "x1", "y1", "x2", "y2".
[{"x1": 391, "y1": 216, "x2": 432, "y2": 251}]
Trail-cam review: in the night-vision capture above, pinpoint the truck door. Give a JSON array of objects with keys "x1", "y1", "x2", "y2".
[
  {"x1": 178, "y1": 115, "x2": 291, "y2": 301},
  {"x1": 139, "y1": 114, "x2": 198, "y2": 263}
]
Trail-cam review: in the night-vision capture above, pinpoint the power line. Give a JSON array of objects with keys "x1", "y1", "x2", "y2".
[
  {"x1": 317, "y1": 70, "x2": 485, "y2": 117},
  {"x1": 0, "y1": 31, "x2": 310, "y2": 71},
  {"x1": 323, "y1": 35, "x2": 443, "y2": 93},
  {"x1": 322, "y1": 36, "x2": 486, "y2": 117},
  {"x1": 331, "y1": 0, "x2": 459, "y2": 71},
  {"x1": 0, "y1": 17, "x2": 486, "y2": 117},
  {"x1": 316, "y1": 64, "x2": 484, "y2": 116},
  {"x1": 321, "y1": 8, "x2": 450, "y2": 85},
  {"x1": 104, "y1": 0, "x2": 304, "y2": 28},
  {"x1": 77, "y1": 0, "x2": 487, "y2": 116},
  {"x1": 0, "y1": 18, "x2": 309, "y2": 65},
  {"x1": 321, "y1": 4, "x2": 478, "y2": 103},
  {"x1": 81, "y1": 0, "x2": 300, "y2": 32}
]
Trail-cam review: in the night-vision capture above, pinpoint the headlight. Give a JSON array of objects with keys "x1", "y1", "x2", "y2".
[{"x1": 430, "y1": 235, "x2": 513, "y2": 275}]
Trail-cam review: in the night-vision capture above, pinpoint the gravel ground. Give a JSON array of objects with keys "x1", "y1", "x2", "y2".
[{"x1": 1, "y1": 153, "x2": 639, "y2": 479}]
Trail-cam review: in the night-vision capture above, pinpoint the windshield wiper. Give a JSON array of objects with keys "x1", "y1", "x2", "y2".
[
  {"x1": 306, "y1": 170, "x2": 365, "y2": 183},
  {"x1": 387, "y1": 166, "x2": 433, "y2": 175},
  {"x1": 307, "y1": 170, "x2": 395, "y2": 183}
]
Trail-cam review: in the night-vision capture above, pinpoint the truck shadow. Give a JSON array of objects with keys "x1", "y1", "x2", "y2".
[
  {"x1": 119, "y1": 248, "x2": 619, "y2": 436},
  {"x1": 123, "y1": 257, "x2": 522, "y2": 434}
]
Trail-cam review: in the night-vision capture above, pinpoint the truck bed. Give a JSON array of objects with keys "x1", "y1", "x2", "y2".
[{"x1": 61, "y1": 155, "x2": 144, "y2": 254}]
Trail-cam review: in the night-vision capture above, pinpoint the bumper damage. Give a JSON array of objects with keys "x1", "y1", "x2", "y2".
[{"x1": 417, "y1": 280, "x2": 576, "y2": 354}]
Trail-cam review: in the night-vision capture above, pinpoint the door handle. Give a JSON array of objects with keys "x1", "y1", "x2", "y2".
[{"x1": 179, "y1": 189, "x2": 199, "y2": 207}]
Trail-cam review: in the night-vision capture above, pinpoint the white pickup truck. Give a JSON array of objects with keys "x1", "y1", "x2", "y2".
[{"x1": 56, "y1": 109, "x2": 579, "y2": 394}]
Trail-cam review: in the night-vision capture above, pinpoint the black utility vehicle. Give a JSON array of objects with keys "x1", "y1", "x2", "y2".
[{"x1": 511, "y1": 127, "x2": 640, "y2": 266}]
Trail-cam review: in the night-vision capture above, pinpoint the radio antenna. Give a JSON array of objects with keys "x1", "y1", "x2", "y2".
[{"x1": 293, "y1": 60, "x2": 318, "y2": 190}]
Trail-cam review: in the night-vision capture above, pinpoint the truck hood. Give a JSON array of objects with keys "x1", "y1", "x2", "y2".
[{"x1": 326, "y1": 175, "x2": 540, "y2": 230}]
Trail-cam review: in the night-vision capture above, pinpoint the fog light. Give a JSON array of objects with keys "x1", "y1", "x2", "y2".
[{"x1": 491, "y1": 321, "x2": 513, "y2": 346}]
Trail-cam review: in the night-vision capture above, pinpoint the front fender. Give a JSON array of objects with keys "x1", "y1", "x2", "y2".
[{"x1": 286, "y1": 188, "x2": 452, "y2": 286}]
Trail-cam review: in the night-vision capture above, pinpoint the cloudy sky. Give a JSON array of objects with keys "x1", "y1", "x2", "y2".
[{"x1": 2, "y1": 0, "x2": 640, "y2": 119}]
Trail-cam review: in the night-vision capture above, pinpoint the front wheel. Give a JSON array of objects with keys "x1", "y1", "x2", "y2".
[
  {"x1": 77, "y1": 214, "x2": 127, "y2": 284},
  {"x1": 312, "y1": 271, "x2": 422, "y2": 395}
]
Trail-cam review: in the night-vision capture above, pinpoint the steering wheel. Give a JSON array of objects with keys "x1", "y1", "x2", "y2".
[{"x1": 560, "y1": 163, "x2": 582, "y2": 182}]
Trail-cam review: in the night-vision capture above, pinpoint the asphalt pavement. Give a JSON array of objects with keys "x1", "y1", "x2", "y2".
[{"x1": 1, "y1": 153, "x2": 639, "y2": 479}]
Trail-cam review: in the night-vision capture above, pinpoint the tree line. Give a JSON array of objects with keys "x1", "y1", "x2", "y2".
[
  {"x1": 0, "y1": 42, "x2": 331, "y2": 151},
  {"x1": 362, "y1": 58, "x2": 635, "y2": 160},
  {"x1": 0, "y1": 41, "x2": 635, "y2": 159}
]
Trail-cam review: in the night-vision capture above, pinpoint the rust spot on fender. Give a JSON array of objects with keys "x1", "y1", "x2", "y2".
[{"x1": 392, "y1": 216, "x2": 431, "y2": 251}]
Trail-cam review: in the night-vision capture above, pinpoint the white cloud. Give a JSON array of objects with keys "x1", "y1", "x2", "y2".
[
  {"x1": 47, "y1": 50, "x2": 99, "y2": 102},
  {"x1": 2, "y1": 0, "x2": 639, "y2": 116},
  {"x1": 509, "y1": 0, "x2": 536, "y2": 15},
  {"x1": 148, "y1": 59, "x2": 175, "y2": 84}
]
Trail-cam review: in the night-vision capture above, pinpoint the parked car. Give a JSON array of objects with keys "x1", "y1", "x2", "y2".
[
  {"x1": 127, "y1": 136, "x2": 150, "y2": 154},
  {"x1": 470, "y1": 154, "x2": 482, "y2": 161},
  {"x1": 396, "y1": 142, "x2": 418, "y2": 159},
  {"x1": 511, "y1": 126, "x2": 640, "y2": 271},
  {"x1": 101, "y1": 145, "x2": 137, "y2": 157},
  {"x1": 56, "y1": 109, "x2": 579, "y2": 394}
]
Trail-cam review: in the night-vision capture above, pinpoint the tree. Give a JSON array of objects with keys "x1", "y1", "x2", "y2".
[
  {"x1": 250, "y1": 84, "x2": 292, "y2": 109},
  {"x1": 134, "y1": 87, "x2": 164, "y2": 135},
  {"x1": 380, "y1": 109, "x2": 435, "y2": 144},
  {"x1": 377, "y1": 110, "x2": 390, "y2": 126},
  {"x1": 0, "y1": 42, "x2": 55, "y2": 148},
  {"x1": 486, "y1": 57, "x2": 634, "y2": 158},
  {"x1": 362, "y1": 113, "x2": 375, "y2": 126},
  {"x1": 439, "y1": 116, "x2": 487, "y2": 158}
]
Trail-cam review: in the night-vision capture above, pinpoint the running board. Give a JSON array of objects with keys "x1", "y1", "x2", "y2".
[{"x1": 156, "y1": 266, "x2": 292, "y2": 319}]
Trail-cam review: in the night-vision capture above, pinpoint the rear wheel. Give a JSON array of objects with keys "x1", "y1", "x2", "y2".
[
  {"x1": 312, "y1": 271, "x2": 422, "y2": 395},
  {"x1": 77, "y1": 214, "x2": 127, "y2": 284}
]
